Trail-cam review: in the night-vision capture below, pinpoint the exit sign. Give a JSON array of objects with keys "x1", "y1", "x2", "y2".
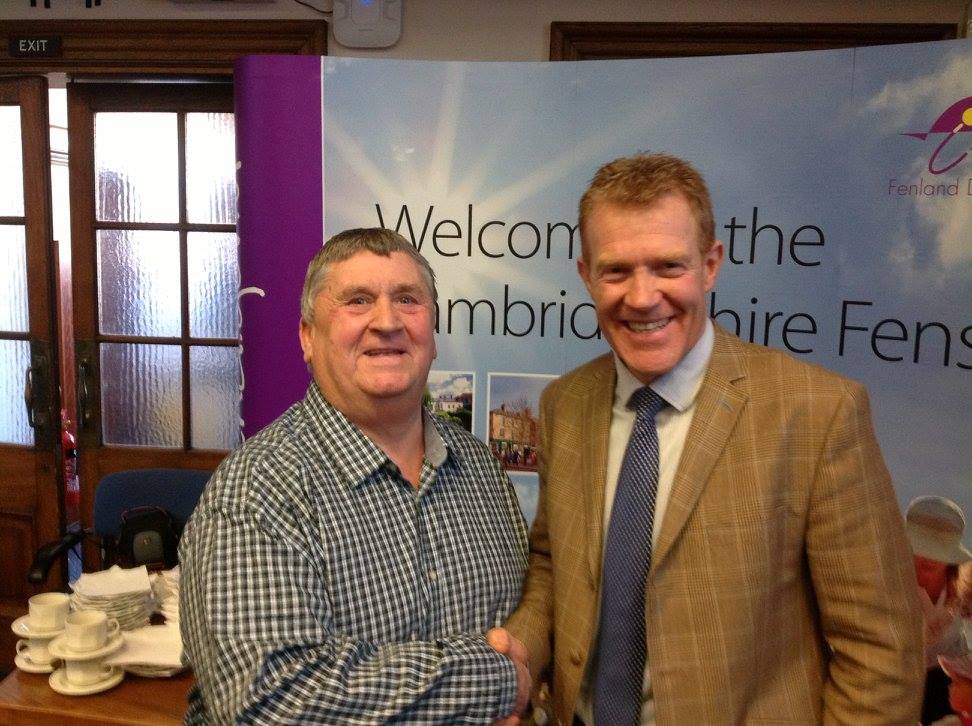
[{"x1": 8, "y1": 37, "x2": 63, "y2": 58}]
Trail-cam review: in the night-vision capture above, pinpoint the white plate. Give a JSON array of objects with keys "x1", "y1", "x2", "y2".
[
  {"x1": 14, "y1": 651, "x2": 56, "y2": 674},
  {"x1": 49, "y1": 666, "x2": 124, "y2": 696},
  {"x1": 122, "y1": 664, "x2": 187, "y2": 678},
  {"x1": 10, "y1": 615, "x2": 63, "y2": 640},
  {"x1": 48, "y1": 633, "x2": 124, "y2": 661}
]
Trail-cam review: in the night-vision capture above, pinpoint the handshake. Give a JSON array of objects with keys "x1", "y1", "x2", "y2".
[{"x1": 487, "y1": 628, "x2": 533, "y2": 725}]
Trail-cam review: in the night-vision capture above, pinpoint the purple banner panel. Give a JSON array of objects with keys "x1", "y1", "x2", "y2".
[{"x1": 235, "y1": 55, "x2": 323, "y2": 437}]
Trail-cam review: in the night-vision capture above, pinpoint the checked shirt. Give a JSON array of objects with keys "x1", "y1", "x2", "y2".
[{"x1": 179, "y1": 384, "x2": 528, "y2": 724}]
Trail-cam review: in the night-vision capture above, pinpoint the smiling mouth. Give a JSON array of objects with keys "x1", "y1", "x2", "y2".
[
  {"x1": 627, "y1": 318, "x2": 671, "y2": 333},
  {"x1": 364, "y1": 348, "x2": 405, "y2": 357}
]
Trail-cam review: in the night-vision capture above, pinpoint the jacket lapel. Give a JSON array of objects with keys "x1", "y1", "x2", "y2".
[
  {"x1": 651, "y1": 327, "x2": 748, "y2": 572},
  {"x1": 580, "y1": 355, "x2": 616, "y2": 586}
]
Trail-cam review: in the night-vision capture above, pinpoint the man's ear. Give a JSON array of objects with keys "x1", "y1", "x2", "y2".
[
  {"x1": 298, "y1": 319, "x2": 313, "y2": 364},
  {"x1": 577, "y1": 255, "x2": 593, "y2": 294},
  {"x1": 703, "y1": 239, "x2": 724, "y2": 292}
]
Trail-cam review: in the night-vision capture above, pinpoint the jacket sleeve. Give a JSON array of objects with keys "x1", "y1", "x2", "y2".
[
  {"x1": 505, "y1": 387, "x2": 556, "y2": 683},
  {"x1": 806, "y1": 382, "x2": 925, "y2": 725}
]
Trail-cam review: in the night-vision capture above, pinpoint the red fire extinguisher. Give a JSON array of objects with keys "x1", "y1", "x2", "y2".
[{"x1": 62, "y1": 414, "x2": 80, "y2": 524}]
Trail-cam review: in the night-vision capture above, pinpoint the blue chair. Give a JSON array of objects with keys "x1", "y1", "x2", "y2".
[{"x1": 28, "y1": 468, "x2": 211, "y2": 584}]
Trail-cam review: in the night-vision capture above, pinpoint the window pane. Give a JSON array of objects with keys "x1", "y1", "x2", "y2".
[
  {"x1": 98, "y1": 229, "x2": 181, "y2": 337},
  {"x1": 186, "y1": 112, "x2": 237, "y2": 224},
  {"x1": 0, "y1": 339, "x2": 32, "y2": 445},
  {"x1": 0, "y1": 226, "x2": 28, "y2": 332},
  {"x1": 95, "y1": 112, "x2": 178, "y2": 223},
  {"x1": 101, "y1": 342, "x2": 182, "y2": 447},
  {"x1": 190, "y1": 346, "x2": 239, "y2": 450},
  {"x1": 188, "y1": 232, "x2": 240, "y2": 339},
  {"x1": 0, "y1": 105, "x2": 25, "y2": 217}
]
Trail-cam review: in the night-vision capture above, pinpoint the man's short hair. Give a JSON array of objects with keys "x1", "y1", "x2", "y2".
[
  {"x1": 578, "y1": 153, "x2": 716, "y2": 258},
  {"x1": 300, "y1": 227, "x2": 438, "y2": 323}
]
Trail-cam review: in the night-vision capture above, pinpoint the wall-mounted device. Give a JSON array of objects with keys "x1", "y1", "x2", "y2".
[{"x1": 333, "y1": 0, "x2": 402, "y2": 49}]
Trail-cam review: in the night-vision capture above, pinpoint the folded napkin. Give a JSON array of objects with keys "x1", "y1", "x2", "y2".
[
  {"x1": 106, "y1": 623, "x2": 183, "y2": 669},
  {"x1": 150, "y1": 566, "x2": 180, "y2": 603},
  {"x1": 73, "y1": 565, "x2": 152, "y2": 597}
]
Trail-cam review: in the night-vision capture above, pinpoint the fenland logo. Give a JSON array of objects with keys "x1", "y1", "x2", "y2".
[{"x1": 901, "y1": 96, "x2": 972, "y2": 175}]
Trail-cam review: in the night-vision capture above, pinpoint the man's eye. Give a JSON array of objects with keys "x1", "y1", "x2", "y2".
[
  {"x1": 348, "y1": 296, "x2": 369, "y2": 305},
  {"x1": 398, "y1": 295, "x2": 418, "y2": 304}
]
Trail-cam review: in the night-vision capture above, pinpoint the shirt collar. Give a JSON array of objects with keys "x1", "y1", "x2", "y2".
[
  {"x1": 423, "y1": 410, "x2": 449, "y2": 468},
  {"x1": 302, "y1": 384, "x2": 450, "y2": 488},
  {"x1": 613, "y1": 319, "x2": 714, "y2": 412}
]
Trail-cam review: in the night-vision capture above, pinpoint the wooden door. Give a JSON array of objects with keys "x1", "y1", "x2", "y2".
[
  {"x1": 0, "y1": 76, "x2": 62, "y2": 673},
  {"x1": 68, "y1": 84, "x2": 239, "y2": 570}
]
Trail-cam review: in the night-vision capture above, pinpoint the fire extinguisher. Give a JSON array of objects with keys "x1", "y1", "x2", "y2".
[{"x1": 62, "y1": 416, "x2": 80, "y2": 524}]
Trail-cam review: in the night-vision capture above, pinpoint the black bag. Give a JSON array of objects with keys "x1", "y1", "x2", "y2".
[{"x1": 116, "y1": 506, "x2": 180, "y2": 570}]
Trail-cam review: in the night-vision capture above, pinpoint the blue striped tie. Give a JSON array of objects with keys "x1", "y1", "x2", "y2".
[{"x1": 593, "y1": 386, "x2": 665, "y2": 726}]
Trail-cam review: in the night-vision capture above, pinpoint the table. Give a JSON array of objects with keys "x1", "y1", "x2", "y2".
[{"x1": 0, "y1": 668, "x2": 191, "y2": 725}]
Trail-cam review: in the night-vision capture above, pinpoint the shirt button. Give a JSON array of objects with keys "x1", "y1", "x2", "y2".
[
  {"x1": 427, "y1": 568, "x2": 437, "y2": 581},
  {"x1": 570, "y1": 649, "x2": 582, "y2": 665}
]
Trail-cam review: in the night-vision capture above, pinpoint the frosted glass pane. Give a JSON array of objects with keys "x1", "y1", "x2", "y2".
[
  {"x1": 98, "y1": 229, "x2": 181, "y2": 337},
  {"x1": 0, "y1": 226, "x2": 28, "y2": 332},
  {"x1": 95, "y1": 112, "x2": 178, "y2": 223},
  {"x1": 0, "y1": 105, "x2": 25, "y2": 217},
  {"x1": 186, "y1": 113, "x2": 237, "y2": 224},
  {"x1": 188, "y1": 232, "x2": 240, "y2": 339},
  {"x1": 0, "y1": 340, "x2": 32, "y2": 445},
  {"x1": 101, "y1": 343, "x2": 182, "y2": 447},
  {"x1": 190, "y1": 346, "x2": 240, "y2": 450}
]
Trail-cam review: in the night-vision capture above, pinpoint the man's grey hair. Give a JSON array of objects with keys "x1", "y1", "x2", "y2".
[{"x1": 300, "y1": 227, "x2": 438, "y2": 323}]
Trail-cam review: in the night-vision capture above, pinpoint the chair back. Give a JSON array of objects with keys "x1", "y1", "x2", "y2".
[{"x1": 93, "y1": 469, "x2": 211, "y2": 568}]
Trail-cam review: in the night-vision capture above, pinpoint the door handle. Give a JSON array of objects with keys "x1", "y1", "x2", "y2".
[
  {"x1": 22, "y1": 341, "x2": 53, "y2": 446},
  {"x1": 78, "y1": 358, "x2": 93, "y2": 428},
  {"x1": 24, "y1": 365, "x2": 37, "y2": 428}
]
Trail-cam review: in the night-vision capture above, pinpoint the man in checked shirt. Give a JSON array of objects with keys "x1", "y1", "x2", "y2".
[{"x1": 179, "y1": 227, "x2": 531, "y2": 724}]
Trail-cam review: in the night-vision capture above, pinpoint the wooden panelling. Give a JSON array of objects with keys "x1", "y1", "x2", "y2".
[
  {"x1": 550, "y1": 22, "x2": 958, "y2": 60},
  {"x1": 0, "y1": 20, "x2": 326, "y2": 75}
]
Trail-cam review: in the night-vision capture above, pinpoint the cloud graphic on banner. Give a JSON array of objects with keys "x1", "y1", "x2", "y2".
[
  {"x1": 910, "y1": 156, "x2": 972, "y2": 268},
  {"x1": 428, "y1": 372, "x2": 472, "y2": 398},
  {"x1": 865, "y1": 52, "x2": 970, "y2": 127},
  {"x1": 862, "y1": 51, "x2": 972, "y2": 277}
]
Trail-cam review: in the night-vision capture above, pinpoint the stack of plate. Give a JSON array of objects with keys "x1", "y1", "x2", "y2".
[
  {"x1": 71, "y1": 566, "x2": 155, "y2": 632},
  {"x1": 70, "y1": 590, "x2": 153, "y2": 631},
  {"x1": 122, "y1": 663, "x2": 186, "y2": 678}
]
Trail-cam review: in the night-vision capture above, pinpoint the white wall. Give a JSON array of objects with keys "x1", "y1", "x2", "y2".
[{"x1": 1, "y1": 0, "x2": 968, "y2": 61}]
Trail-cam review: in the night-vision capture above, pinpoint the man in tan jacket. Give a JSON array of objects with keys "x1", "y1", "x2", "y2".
[{"x1": 501, "y1": 153, "x2": 924, "y2": 725}]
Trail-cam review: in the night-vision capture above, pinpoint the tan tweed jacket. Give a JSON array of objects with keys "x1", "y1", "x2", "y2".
[{"x1": 506, "y1": 325, "x2": 924, "y2": 725}]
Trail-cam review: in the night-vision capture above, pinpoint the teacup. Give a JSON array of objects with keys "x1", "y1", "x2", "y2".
[
  {"x1": 64, "y1": 610, "x2": 120, "y2": 653},
  {"x1": 64, "y1": 657, "x2": 114, "y2": 687},
  {"x1": 16, "y1": 637, "x2": 53, "y2": 666},
  {"x1": 27, "y1": 592, "x2": 70, "y2": 632}
]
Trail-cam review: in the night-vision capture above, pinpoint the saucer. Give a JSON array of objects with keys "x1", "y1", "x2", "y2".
[
  {"x1": 11, "y1": 615, "x2": 63, "y2": 639},
  {"x1": 14, "y1": 651, "x2": 56, "y2": 674},
  {"x1": 49, "y1": 666, "x2": 124, "y2": 696},
  {"x1": 48, "y1": 633, "x2": 124, "y2": 661}
]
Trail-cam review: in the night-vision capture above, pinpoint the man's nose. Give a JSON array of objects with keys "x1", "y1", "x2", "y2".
[
  {"x1": 370, "y1": 296, "x2": 403, "y2": 331},
  {"x1": 625, "y1": 270, "x2": 660, "y2": 308}
]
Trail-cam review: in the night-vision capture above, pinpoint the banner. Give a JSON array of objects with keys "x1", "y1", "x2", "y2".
[{"x1": 236, "y1": 42, "x2": 971, "y2": 526}]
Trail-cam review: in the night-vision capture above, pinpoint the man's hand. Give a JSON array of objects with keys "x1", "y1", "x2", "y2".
[{"x1": 487, "y1": 627, "x2": 531, "y2": 725}]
